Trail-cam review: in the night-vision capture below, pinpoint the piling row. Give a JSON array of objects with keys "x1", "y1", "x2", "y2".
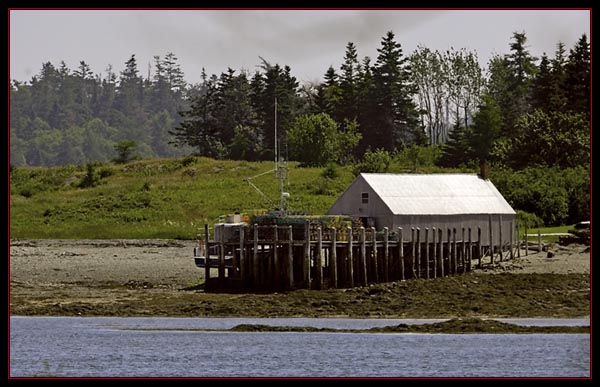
[{"x1": 202, "y1": 221, "x2": 517, "y2": 292}]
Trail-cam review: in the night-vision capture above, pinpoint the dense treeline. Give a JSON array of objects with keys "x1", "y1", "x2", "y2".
[
  {"x1": 10, "y1": 53, "x2": 194, "y2": 166},
  {"x1": 9, "y1": 31, "x2": 590, "y2": 226},
  {"x1": 438, "y1": 33, "x2": 590, "y2": 171}
]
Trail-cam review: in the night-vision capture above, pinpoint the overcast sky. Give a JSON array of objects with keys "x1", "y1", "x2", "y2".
[{"x1": 9, "y1": 9, "x2": 591, "y2": 85}]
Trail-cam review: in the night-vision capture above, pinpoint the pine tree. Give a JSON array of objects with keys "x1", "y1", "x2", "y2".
[
  {"x1": 370, "y1": 31, "x2": 423, "y2": 152},
  {"x1": 531, "y1": 53, "x2": 553, "y2": 111},
  {"x1": 548, "y1": 42, "x2": 568, "y2": 112},
  {"x1": 438, "y1": 121, "x2": 472, "y2": 167},
  {"x1": 315, "y1": 66, "x2": 341, "y2": 118},
  {"x1": 503, "y1": 31, "x2": 537, "y2": 137},
  {"x1": 469, "y1": 95, "x2": 503, "y2": 165},
  {"x1": 250, "y1": 58, "x2": 300, "y2": 158},
  {"x1": 564, "y1": 34, "x2": 590, "y2": 115},
  {"x1": 171, "y1": 72, "x2": 220, "y2": 157},
  {"x1": 115, "y1": 54, "x2": 144, "y2": 116},
  {"x1": 339, "y1": 42, "x2": 360, "y2": 122}
]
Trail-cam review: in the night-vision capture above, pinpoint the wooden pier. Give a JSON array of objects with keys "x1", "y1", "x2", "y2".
[{"x1": 197, "y1": 221, "x2": 517, "y2": 292}]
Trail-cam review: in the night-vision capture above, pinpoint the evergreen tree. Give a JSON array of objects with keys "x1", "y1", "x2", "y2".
[
  {"x1": 250, "y1": 58, "x2": 300, "y2": 159},
  {"x1": 339, "y1": 42, "x2": 360, "y2": 122},
  {"x1": 469, "y1": 95, "x2": 503, "y2": 167},
  {"x1": 564, "y1": 34, "x2": 590, "y2": 115},
  {"x1": 73, "y1": 60, "x2": 95, "y2": 120},
  {"x1": 437, "y1": 121, "x2": 472, "y2": 167},
  {"x1": 548, "y1": 42, "x2": 568, "y2": 112},
  {"x1": 213, "y1": 68, "x2": 257, "y2": 150},
  {"x1": 30, "y1": 62, "x2": 60, "y2": 128},
  {"x1": 355, "y1": 56, "x2": 376, "y2": 156},
  {"x1": 115, "y1": 54, "x2": 149, "y2": 145},
  {"x1": 531, "y1": 53, "x2": 553, "y2": 111},
  {"x1": 171, "y1": 72, "x2": 220, "y2": 157},
  {"x1": 370, "y1": 31, "x2": 423, "y2": 152},
  {"x1": 96, "y1": 64, "x2": 117, "y2": 120},
  {"x1": 314, "y1": 66, "x2": 342, "y2": 117},
  {"x1": 503, "y1": 31, "x2": 538, "y2": 137},
  {"x1": 115, "y1": 54, "x2": 144, "y2": 117}
]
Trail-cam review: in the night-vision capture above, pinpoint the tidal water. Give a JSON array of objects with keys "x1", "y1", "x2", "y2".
[{"x1": 9, "y1": 317, "x2": 590, "y2": 378}]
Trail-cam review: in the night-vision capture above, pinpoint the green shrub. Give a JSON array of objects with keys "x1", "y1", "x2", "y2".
[
  {"x1": 112, "y1": 140, "x2": 140, "y2": 164},
  {"x1": 562, "y1": 166, "x2": 590, "y2": 224},
  {"x1": 19, "y1": 185, "x2": 35, "y2": 198},
  {"x1": 516, "y1": 210, "x2": 544, "y2": 230},
  {"x1": 490, "y1": 167, "x2": 589, "y2": 226},
  {"x1": 321, "y1": 163, "x2": 339, "y2": 179},
  {"x1": 352, "y1": 148, "x2": 392, "y2": 175},
  {"x1": 98, "y1": 167, "x2": 114, "y2": 179},
  {"x1": 78, "y1": 163, "x2": 101, "y2": 188},
  {"x1": 395, "y1": 144, "x2": 443, "y2": 171},
  {"x1": 181, "y1": 154, "x2": 197, "y2": 167}
]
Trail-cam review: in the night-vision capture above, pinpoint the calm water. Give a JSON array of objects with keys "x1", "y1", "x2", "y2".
[{"x1": 10, "y1": 317, "x2": 590, "y2": 378}]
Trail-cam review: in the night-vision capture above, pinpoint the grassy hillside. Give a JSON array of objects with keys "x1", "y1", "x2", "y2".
[
  {"x1": 11, "y1": 156, "x2": 583, "y2": 241},
  {"x1": 10, "y1": 157, "x2": 357, "y2": 239}
]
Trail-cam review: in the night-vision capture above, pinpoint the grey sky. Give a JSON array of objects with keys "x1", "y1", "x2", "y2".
[{"x1": 9, "y1": 9, "x2": 590, "y2": 85}]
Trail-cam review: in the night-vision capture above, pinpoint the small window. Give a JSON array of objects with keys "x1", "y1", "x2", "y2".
[{"x1": 361, "y1": 192, "x2": 369, "y2": 204}]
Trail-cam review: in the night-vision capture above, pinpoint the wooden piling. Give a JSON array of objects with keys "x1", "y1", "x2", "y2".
[
  {"x1": 204, "y1": 224, "x2": 210, "y2": 282},
  {"x1": 477, "y1": 226, "x2": 482, "y2": 269},
  {"x1": 438, "y1": 228, "x2": 444, "y2": 277},
  {"x1": 488, "y1": 215, "x2": 494, "y2": 265},
  {"x1": 525, "y1": 227, "x2": 529, "y2": 256},
  {"x1": 316, "y1": 227, "x2": 323, "y2": 290},
  {"x1": 461, "y1": 227, "x2": 465, "y2": 274},
  {"x1": 383, "y1": 227, "x2": 389, "y2": 282},
  {"x1": 398, "y1": 227, "x2": 405, "y2": 281},
  {"x1": 452, "y1": 228, "x2": 457, "y2": 274},
  {"x1": 303, "y1": 220, "x2": 310, "y2": 287},
  {"x1": 218, "y1": 226, "x2": 225, "y2": 287},
  {"x1": 498, "y1": 215, "x2": 503, "y2": 262},
  {"x1": 273, "y1": 225, "x2": 279, "y2": 289},
  {"x1": 411, "y1": 228, "x2": 416, "y2": 279},
  {"x1": 424, "y1": 228, "x2": 429, "y2": 279},
  {"x1": 347, "y1": 227, "x2": 354, "y2": 288},
  {"x1": 447, "y1": 228, "x2": 452, "y2": 275},
  {"x1": 415, "y1": 228, "x2": 421, "y2": 279},
  {"x1": 538, "y1": 230, "x2": 542, "y2": 253},
  {"x1": 239, "y1": 226, "x2": 245, "y2": 285},
  {"x1": 432, "y1": 227, "x2": 437, "y2": 279},
  {"x1": 509, "y1": 221, "x2": 514, "y2": 260},
  {"x1": 517, "y1": 224, "x2": 521, "y2": 258},
  {"x1": 360, "y1": 227, "x2": 367, "y2": 286},
  {"x1": 331, "y1": 227, "x2": 337, "y2": 289},
  {"x1": 468, "y1": 228, "x2": 472, "y2": 272},
  {"x1": 288, "y1": 225, "x2": 294, "y2": 290},
  {"x1": 371, "y1": 227, "x2": 378, "y2": 283},
  {"x1": 253, "y1": 224, "x2": 259, "y2": 286}
]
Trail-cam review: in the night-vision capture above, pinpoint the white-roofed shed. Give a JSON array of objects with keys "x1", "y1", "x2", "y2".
[{"x1": 327, "y1": 173, "x2": 516, "y2": 245}]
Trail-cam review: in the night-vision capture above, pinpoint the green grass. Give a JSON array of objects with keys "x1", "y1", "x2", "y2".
[
  {"x1": 10, "y1": 157, "x2": 356, "y2": 239},
  {"x1": 522, "y1": 225, "x2": 576, "y2": 244},
  {"x1": 10, "y1": 156, "x2": 578, "y2": 241}
]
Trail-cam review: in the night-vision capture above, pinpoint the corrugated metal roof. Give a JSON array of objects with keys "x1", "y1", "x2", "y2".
[{"x1": 361, "y1": 173, "x2": 516, "y2": 215}]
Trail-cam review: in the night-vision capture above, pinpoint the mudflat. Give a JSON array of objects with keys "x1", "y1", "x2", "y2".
[{"x1": 9, "y1": 239, "x2": 590, "y2": 318}]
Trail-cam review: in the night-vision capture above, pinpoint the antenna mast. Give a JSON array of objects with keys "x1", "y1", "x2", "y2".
[
  {"x1": 243, "y1": 97, "x2": 289, "y2": 211},
  {"x1": 275, "y1": 98, "x2": 278, "y2": 173},
  {"x1": 274, "y1": 97, "x2": 289, "y2": 212}
]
